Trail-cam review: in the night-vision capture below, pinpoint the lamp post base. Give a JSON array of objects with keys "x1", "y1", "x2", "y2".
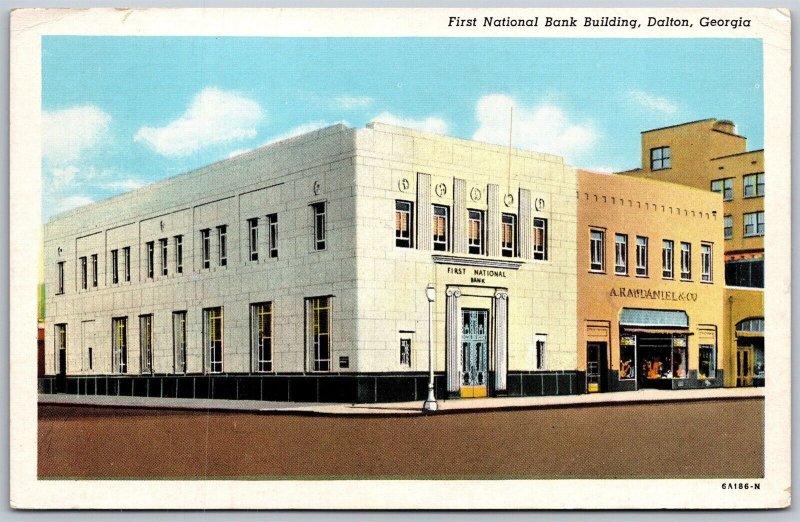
[{"x1": 422, "y1": 387, "x2": 438, "y2": 413}]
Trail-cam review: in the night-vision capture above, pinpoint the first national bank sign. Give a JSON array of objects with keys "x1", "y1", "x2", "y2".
[{"x1": 447, "y1": 266, "x2": 507, "y2": 284}]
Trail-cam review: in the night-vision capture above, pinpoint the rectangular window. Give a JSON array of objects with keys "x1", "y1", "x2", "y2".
[
  {"x1": 590, "y1": 229, "x2": 605, "y2": 272},
  {"x1": 725, "y1": 259, "x2": 764, "y2": 288},
  {"x1": 534, "y1": 334, "x2": 547, "y2": 370},
  {"x1": 80, "y1": 256, "x2": 88, "y2": 290},
  {"x1": 619, "y1": 335, "x2": 636, "y2": 380},
  {"x1": 650, "y1": 146, "x2": 671, "y2": 170},
  {"x1": 312, "y1": 202, "x2": 327, "y2": 251},
  {"x1": 400, "y1": 338, "x2": 411, "y2": 366},
  {"x1": 252, "y1": 302, "x2": 273, "y2": 372},
  {"x1": 724, "y1": 215, "x2": 733, "y2": 240},
  {"x1": 395, "y1": 200, "x2": 413, "y2": 248},
  {"x1": 615, "y1": 234, "x2": 628, "y2": 275},
  {"x1": 701, "y1": 243, "x2": 713, "y2": 283},
  {"x1": 201, "y1": 229, "x2": 211, "y2": 269},
  {"x1": 743, "y1": 173, "x2": 765, "y2": 198},
  {"x1": 432, "y1": 205, "x2": 449, "y2": 251},
  {"x1": 112, "y1": 317, "x2": 128, "y2": 374},
  {"x1": 662, "y1": 240, "x2": 674, "y2": 279},
  {"x1": 111, "y1": 249, "x2": 119, "y2": 284},
  {"x1": 744, "y1": 211, "x2": 765, "y2": 237},
  {"x1": 672, "y1": 338, "x2": 688, "y2": 379},
  {"x1": 501, "y1": 213, "x2": 517, "y2": 258},
  {"x1": 635, "y1": 236, "x2": 648, "y2": 277},
  {"x1": 139, "y1": 314, "x2": 153, "y2": 374},
  {"x1": 309, "y1": 296, "x2": 331, "y2": 372},
  {"x1": 533, "y1": 218, "x2": 548, "y2": 261},
  {"x1": 91, "y1": 254, "x2": 98, "y2": 287},
  {"x1": 204, "y1": 307, "x2": 223, "y2": 374},
  {"x1": 123, "y1": 247, "x2": 131, "y2": 282},
  {"x1": 268, "y1": 213, "x2": 278, "y2": 258},
  {"x1": 680, "y1": 242, "x2": 692, "y2": 280},
  {"x1": 146, "y1": 241, "x2": 154, "y2": 278},
  {"x1": 711, "y1": 178, "x2": 734, "y2": 201},
  {"x1": 172, "y1": 311, "x2": 187, "y2": 374},
  {"x1": 88, "y1": 347, "x2": 93, "y2": 370},
  {"x1": 160, "y1": 238, "x2": 168, "y2": 276},
  {"x1": 699, "y1": 345, "x2": 717, "y2": 379},
  {"x1": 248, "y1": 218, "x2": 259, "y2": 261},
  {"x1": 55, "y1": 324, "x2": 67, "y2": 371},
  {"x1": 174, "y1": 235, "x2": 183, "y2": 274},
  {"x1": 468, "y1": 210, "x2": 484, "y2": 255},
  {"x1": 57, "y1": 261, "x2": 65, "y2": 294},
  {"x1": 217, "y1": 225, "x2": 227, "y2": 266}
]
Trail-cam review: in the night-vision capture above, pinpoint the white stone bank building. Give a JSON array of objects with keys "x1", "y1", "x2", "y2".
[{"x1": 42, "y1": 123, "x2": 579, "y2": 402}]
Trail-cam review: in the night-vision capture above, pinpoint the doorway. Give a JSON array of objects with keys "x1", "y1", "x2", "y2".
[
  {"x1": 461, "y1": 309, "x2": 489, "y2": 398},
  {"x1": 586, "y1": 342, "x2": 608, "y2": 392},
  {"x1": 737, "y1": 345, "x2": 754, "y2": 387}
]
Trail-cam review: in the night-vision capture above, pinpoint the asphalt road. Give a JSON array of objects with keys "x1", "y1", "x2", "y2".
[{"x1": 38, "y1": 398, "x2": 764, "y2": 479}]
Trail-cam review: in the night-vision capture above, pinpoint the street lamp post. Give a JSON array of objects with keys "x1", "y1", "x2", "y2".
[{"x1": 423, "y1": 284, "x2": 438, "y2": 413}]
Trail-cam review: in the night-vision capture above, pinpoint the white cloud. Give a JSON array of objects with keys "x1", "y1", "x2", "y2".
[
  {"x1": 472, "y1": 94, "x2": 597, "y2": 160},
  {"x1": 42, "y1": 106, "x2": 111, "y2": 165},
  {"x1": 134, "y1": 87, "x2": 264, "y2": 157},
  {"x1": 333, "y1": 96, "x2": 373, "y2": 109},
  {"x1": 628, "y1": 90, "x2": 678, "y2": 115},
  {"x1": 263, "y1": 120, "x2": 341, "y2": 146},
  {"x1": 370, "y1": 112, "x2": 449, "y2": 135},
  {"x1": 51, "y1": 166, "x2": 79, "y2": 187},
  {"x1": 56, "y1": 195, "x2": 94, "y2": 213}
]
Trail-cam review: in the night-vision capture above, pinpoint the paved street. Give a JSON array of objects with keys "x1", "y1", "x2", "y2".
[{"x1": 38, "y1": 397, "x2": 763, "y2": 479}]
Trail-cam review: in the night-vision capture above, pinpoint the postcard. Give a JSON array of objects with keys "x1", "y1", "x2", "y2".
[{"x1": 9, "y1": 7, "x2": 791, "y2": 509}]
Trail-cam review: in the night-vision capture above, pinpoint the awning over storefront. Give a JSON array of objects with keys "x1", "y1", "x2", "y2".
[{"x1": 619, "y1": 308, "x2": 689, "y2": 328}]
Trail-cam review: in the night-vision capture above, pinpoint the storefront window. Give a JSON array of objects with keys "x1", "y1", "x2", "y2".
[
  {"x1": 619, "y1": 335, "x2": 636, "y2": 380},
  {"x1": 699, "y1": 344, "x2": 716, "y2": 379},
  {"x1": 670, "y1": 348, "x2": 687, "y2": 379},
  {"x1": 638, "y1": 333, "x2": 688, "y2": 381}
]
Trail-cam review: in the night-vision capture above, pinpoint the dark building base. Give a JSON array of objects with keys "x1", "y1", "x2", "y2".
[{"x1": 38, "y1": 371, "x2": 585, "y2": 404}]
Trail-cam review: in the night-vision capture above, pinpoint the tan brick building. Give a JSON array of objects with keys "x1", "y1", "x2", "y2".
[
  {"x1": 620, "y1": 119, "x2": 764, "y2": 387},
  {"x1": 577, "y1": 170, "x2": 725, "y2": 392}
]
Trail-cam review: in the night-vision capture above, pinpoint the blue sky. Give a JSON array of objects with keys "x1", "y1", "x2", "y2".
[{"x1": 41, "y1": 37, "x2": 763, "y2": 221}]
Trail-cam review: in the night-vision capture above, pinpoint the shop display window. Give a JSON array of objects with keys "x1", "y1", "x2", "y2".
[
  {"x1": 619, "y1": 335, "x2": 636, "y2": 380},
  {"x1": 699, "y1": 344, "x2": 716, "y2": 379},
  {"x1": 638, "y1": 334, "x2": 688, "y2": 381}
]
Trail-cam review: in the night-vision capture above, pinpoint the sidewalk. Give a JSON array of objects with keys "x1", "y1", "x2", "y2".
[{"x1": 39, "y1": 386, "x2": 764, "y2": 416}]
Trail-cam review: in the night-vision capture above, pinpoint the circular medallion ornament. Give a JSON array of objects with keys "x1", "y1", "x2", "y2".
[
  {"x1": 57, "y1": 247, "x2": 63, "y2": 257},
  {"x1": 160, "y1": 220, "x2": 165, "y2": 231},
  {"x1": 434, "y1": 183, "x2": 447, "y2": 197},
  {"x1": 470, "y1": 187, "x2": 482, "y2": 202},
  {"x1": 398, "y1": 178, "x2": 410, "y2": 192},
  {"x1": 503, "y1": 193, "x2": 515, "y2": 207},
  {"x1": 313, "y1": 181, "x2": 322, "y2": 195},
  {"x1": 534, "y1": 197, "x2": 546, "y2": 211}
]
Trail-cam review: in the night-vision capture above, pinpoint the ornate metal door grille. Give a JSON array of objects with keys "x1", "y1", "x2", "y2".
[{"x1": 461, "y1": 309, "x2": 488, "y2": 389}]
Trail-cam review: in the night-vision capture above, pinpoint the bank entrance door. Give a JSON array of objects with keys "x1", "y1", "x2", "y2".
[
  {"x1": 461, "y1": 309, "x2": 489, "y2": 398},
  {"x1": 737, "y1": 346, "x2": 754, "y2": 387},
  {"x1": 586, "y1": 342, "x2": 608, "y2": 392}
]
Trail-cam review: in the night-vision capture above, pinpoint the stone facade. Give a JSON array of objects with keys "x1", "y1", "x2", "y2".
[{"x1": 42, "y1": 123, "x2": 580, "y2": 401}]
